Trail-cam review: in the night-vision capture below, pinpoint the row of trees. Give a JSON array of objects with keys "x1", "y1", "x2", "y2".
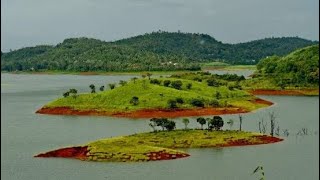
[{"x1": 148, "y1": 116, "x2": 241, "y2": 132}]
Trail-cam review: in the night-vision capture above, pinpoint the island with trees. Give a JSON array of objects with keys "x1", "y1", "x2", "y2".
[
  {"x1": 35, "y1": 116, "x2": 283, "y2": 162},
  {"x1": 36, "y1": 72, "x2": 273, "y2": 118}
]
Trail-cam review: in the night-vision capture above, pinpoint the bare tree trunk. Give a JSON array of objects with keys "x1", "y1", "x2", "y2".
[
  {"x1": 239, "y1": 114, "x2": 242, "y2": 131},
  {"x1": 269, "y1": 111, "x2": 276, "y2": 136}
]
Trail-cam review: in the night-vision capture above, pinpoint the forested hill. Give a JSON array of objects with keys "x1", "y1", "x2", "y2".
[
  {"x1": 255, "y1": 44, "x2": 319, "y2": 86},
  {"x1": 1, "y1": 31, "x2": 318, "y2": 72},
  {"x1": 114, "y1": 32, "x2": 318, "y2": 64}
]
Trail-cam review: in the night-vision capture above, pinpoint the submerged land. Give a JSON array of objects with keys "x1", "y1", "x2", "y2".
[{"x1": 35, "y1": 130, "x2": 283, "y2": 162}]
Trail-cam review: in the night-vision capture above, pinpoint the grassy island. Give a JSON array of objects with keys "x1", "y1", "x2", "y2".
[
  {"x1": 35, "y1": 130, "x2": 283, "y2": 162},
  {"x1": 36, "y1": 72, "x2": 273, "y2": 118}
]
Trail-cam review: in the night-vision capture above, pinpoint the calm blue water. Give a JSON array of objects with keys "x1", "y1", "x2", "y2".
[{"x1": 1, "y1": 73, "x2": 318, "y2": 180}]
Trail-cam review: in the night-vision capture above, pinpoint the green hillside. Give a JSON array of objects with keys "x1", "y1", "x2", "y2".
[
  {"x1": 2, "y1": 31, "x2": 317, "y2": 72},
  {"x1": 242, "y1": 45, "x2": 319, "y2": 89}
]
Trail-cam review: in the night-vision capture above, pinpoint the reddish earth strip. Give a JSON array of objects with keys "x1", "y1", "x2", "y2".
[
  {"x1": 145, "y1": 151, "x2": 190, "y2": 161},
  {"x1": 36, "y1": 107, "x2": 249, "y2": 118},
  {"x1": 222, "y1": 135, "x2": 283, "y2": 147},
  {"x1": 247, "y1": 89, "x2": 319, "y2": 96},
  {"x1": 34, "y1": 146, "x2": 88, "y2": 160},
  {"x1": 36, "y1": 98, "x2": 272, "y2": 118}
]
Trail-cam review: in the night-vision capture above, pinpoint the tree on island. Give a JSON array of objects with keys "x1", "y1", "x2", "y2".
[
  {"x1": 167, "y1": 99, "x2": 178, "y2": 109},
  {"x1": 164, "y1": 120, "x2": 176, "y2": 131},
  {"x1": 186, "y1": 83, "x2": 192, "y2": 89},
  {"x1": 182, "y1": 118, "x2": 190, "y2": 130},
  {"x1": 130, "y1": 96, "x2": 139, "y2": 105},
  {"x1": 209, "y1": 116, "x2": 224, "y2": 130},
  {"x1": 108, "y1": 83, "x2": 116, "y2": 90},
  {"x1": 163, "y1": 80, "x2": 171, "y2": 87},
  {"x1": 89, "y1": 84, "x2": 96, "y2": 93},
  {"x1": 63, "y1": 91, "x2": 70, "y2": 98},
  {"x1": 196, "y1": 117, "x2": 206, "y2": 129},
  {"x1": 149, "y1": 119, "x2": 157, "y2": 132},
  {"x1": 146, "y1": 72, "x2": 152, "y2": 80},
  {"x1": 150, "y1": 118, "x2": 168, "y2": 131},
  {"x1": 131, "y1": 77, "x2": 138, "y2": 83},
  {"x1": 171, "y1": 80, "x2": 183, "y2": 90},
  {"x1": 239, "y1": 114, "x2": 243, "y2": 131},
  {"x1": 69, "y1": 88, "x2": 78, "y2": 98},
  {"x1": 206, "y1": 118, "x2": 212, "y2": 129},
  {"x1": 119, "y1": 80, "x2": 127, "y2": 86}
]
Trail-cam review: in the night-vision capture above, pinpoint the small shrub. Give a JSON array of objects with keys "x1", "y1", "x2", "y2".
[
  {"x1": 150, "y1": 79, "x2": 161, "y2": 85},
  {"x1": 190, "y1": 98, "x2": 205, "y2": 107},
  {"x1": 167, "y1": 99, "x2": 178, "y2": 109},
  {"x1": 209, "y1": 99, "x2": 219, "y2": 107},
  {"x1": 171, "y1": 80, "x2": 183, "y2": 90},
  {"x1": 63, "y1": 91, "x2": 69, "y2": 98},
  {"x1": 176, "y1": 97, "x2": 184, "y2": 104},
  {"x1": 207, "y1": 78, "x2": 219, "y2": 87},
  {"x1": 163, "y1": 80, "x2": 171, "y2": 87},
  {"x1": 130, "y1": 96, "x2": 139, "y2": 105},
  {"x1": 108, "y1": 83, "x2": 116, "y2": 89},
  {"x1": 119, "y1": 80, "x2": 127, "y2": 86},
  {"x1": 193, "y1": 77, "x2": 202, "y2": 82},
  {"x1": 186, "y1": 83, "x2": 192, "y2": 89}
]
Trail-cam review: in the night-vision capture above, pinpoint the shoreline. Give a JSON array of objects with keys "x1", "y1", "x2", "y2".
[{"x1": 247, "y1": 89, "x2": 319, "y2": 96}]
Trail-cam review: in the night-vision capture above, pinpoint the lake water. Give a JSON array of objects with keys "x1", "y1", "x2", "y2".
[{"x1": 1, "y1": 73, "x2": 318, "y2": 180}]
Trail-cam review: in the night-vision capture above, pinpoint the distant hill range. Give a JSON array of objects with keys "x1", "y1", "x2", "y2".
[{"x1": 1, "y1": 31, "x2": 318, "y2": 72}]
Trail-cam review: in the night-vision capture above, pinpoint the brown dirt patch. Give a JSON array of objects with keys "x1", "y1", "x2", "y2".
[
  {"x1": 145, "y1": 151, "x2": 190, "y2": 161},
  {"x1": 250, "y1": 98, "x2": 274, "y2": 105},
  {"x1": 34, "y1": 146, "x2": 88, "y2": 160},
  {"x1": 222, "y1": 135, "x2": 283, "y2": 147}
]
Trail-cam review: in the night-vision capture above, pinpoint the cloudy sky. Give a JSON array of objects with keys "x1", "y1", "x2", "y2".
[{"x1": 1, "y1": 0, "x2": 319, "y2": 52}]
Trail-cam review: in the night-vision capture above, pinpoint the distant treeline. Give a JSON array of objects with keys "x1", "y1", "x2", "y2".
[{"x1": 1, "y1": 31, "x2": 318, "y2": 72}]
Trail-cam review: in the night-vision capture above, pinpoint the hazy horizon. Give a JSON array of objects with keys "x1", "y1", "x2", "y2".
[{"x1": 1, "y1": 0, "x2": 319, "y2": 52}]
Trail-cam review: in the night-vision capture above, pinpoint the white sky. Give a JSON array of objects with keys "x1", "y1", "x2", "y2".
[{"x1": 1, "y1": 0, "x2": 319, "y2": 52}]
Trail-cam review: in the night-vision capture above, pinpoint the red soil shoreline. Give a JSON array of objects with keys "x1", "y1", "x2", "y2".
[
  {"x1": 36, "y1": 98, "x2": 273, "y2": 118},
  {"x1": 247, "y1": 89, "x2": 319, "y2": 95},
  {"x1": 35, "y1": 146, "x2": 88, "y2": 160}
]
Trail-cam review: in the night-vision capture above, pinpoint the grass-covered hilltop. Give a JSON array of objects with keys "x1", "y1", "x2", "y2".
[
  {"x1": 35, "y1": 125, "x2": 283, "y2": 162},
  {"x1": 36, "y1": 72, "x2": 273, "y2": 118},
  {"x1": 1, "y1": 31, "x2": 318, "y2": 72},
  {"x1": 241, "y1": 45, "x2": 319, "y2": 95}
]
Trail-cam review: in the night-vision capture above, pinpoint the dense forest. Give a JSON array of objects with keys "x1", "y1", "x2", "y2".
[
  {"x1": 1, "y1": 31, "x2": 318, "y2": 72},
  {"x1": 255, "y1": 44, "x2": 319, "y2": 87}
]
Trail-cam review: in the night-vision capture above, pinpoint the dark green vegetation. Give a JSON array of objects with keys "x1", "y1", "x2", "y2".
[
  {"x1": 2, "y1": 31, "x2": 317, "y2": 72},
  {"x1": 243, "y1": 45, "x2": 319, "y2": 89}
]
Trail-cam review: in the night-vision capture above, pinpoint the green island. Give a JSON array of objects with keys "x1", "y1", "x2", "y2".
[
  {"x1": 36, "y1": 72, "x2": 273, "y2": 118},
  {"x1": 35, "y1": 118, "x2": 283, "y2": 162}
]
